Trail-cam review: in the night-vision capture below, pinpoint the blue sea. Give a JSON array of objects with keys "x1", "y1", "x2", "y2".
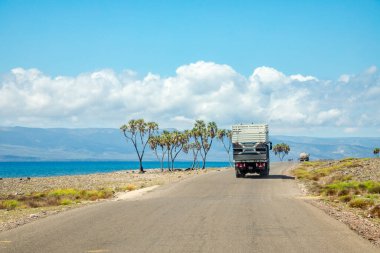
[{"x1": 0, "y1": 161, "x2": 230, "y2": 178}]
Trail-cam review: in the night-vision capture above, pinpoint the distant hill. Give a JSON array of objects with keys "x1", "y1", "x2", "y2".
[{"x1": 0, "y1": 127, "x2": 379, "y2": 161}]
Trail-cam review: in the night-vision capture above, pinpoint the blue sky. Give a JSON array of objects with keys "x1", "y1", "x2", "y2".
[
  {"x1": 0, "y1": 1, "x2": 380, "y2": 137},
  {"x1": 1, "y1": 0, "x2": 379, "y2": 79}
]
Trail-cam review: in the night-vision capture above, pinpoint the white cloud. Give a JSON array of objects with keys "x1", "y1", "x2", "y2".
[
  {"x1": 366, "y1": 65, "x2": 377, "y2": 75},
  {"x1": 290, "y1": 74, "x2": 318, "y2": 82},
  {"x1": 315, "y1": 109, "x2": 342, "y2": 125},
  {"x1": 0, "y1": 62, "x2": 379, "y2": 135},
  {"x1": 250, "y1": 66, "x2": 286, "y2": 84},
  {"x1": 338, "y1": 74, "x2": 350, "y2": 83}
]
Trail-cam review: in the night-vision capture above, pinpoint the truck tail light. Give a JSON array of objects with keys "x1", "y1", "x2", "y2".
[
  {"x1": 256, "y1": 162, "x2": 266, "y2": 168},
  {"x1": 236, "y1": 162, "x2": 246, "y2": 168}
]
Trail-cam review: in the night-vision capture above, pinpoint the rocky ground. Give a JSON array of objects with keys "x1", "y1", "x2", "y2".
[
  {"x1": 291, "y1": 158, "x2": 380, "y2": 247},
  {"x1": 0, "y1": 168, "x2": 219, "y2": 232}
]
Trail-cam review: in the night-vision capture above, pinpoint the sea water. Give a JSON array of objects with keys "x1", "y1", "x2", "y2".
[{"x1": 0, "y1": 161, "x2": 230, "y2": 178}]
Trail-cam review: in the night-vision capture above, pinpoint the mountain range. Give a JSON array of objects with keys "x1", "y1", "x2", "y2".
[{"x1": 0, "y1": 127, "x2": 379, "y2": 162}]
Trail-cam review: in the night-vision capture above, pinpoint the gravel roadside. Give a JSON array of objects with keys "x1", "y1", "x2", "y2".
[
  {"x1": 0, "y1": 168, "x2": 221, "y2": 232},
  {"x1": 290, "y1": 159, "x2": 380, "y2": 247}
]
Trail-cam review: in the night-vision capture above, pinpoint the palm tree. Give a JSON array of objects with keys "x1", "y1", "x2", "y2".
[
  {"x1": 148, "y1": 135, "x2": 167, "y2": 171},
  {"x1": 168, "y1": 131, "x2": 188, "y2": 170},
  {"x1": 193, "y1": 120, "x2": 218, "y2": 169},
  {"x1": 120, "y1": 119, "x2": 158, "y2": 173},
  {"x1": 273, "y1": 143, "x2": 290, "y2": 161},
  {"x1": 183, "y1": 129, "x2": 201, "y2": 169},
  {"x1": 161, "y1": 130, "x2": 173, "y2": 171},
  {"x1": 217, "y1": 129, "x2": 233, "y2": 167}
]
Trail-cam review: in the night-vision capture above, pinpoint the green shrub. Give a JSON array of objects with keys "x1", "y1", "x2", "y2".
[
  {"x1": 364, "y1": 194, "x2": 379, "y2": 201},
  {"x1": 59, "y1": 199, "x2": 73, "y2": 205},
  {"x1": 358, "y1": 181, "x2": 374, "y2": 190},
  {"x1": 79, "y1": 189, "x2": 113, "y2": 200},
  {"x1": 368, "y1": 185, "x2": 380, "y2": 194},
  {"x1": 0, "y1": 200, "x2": 20, "y2": 210},
  {"x1": 293, "y1": 168, "x2": 312, "y2": 179},
  {"x1": 348, "y1": 198, "x2": 374, "y2": 209},
  {"x1": 0, "y1": 188, "x2": 115, "y2": 210},
  {"x1": 0, "y1": 199, "x2": 21, "y2": 210},
  {"x1": 48, "y1": 188, "x2": 79, "y2": 198}
]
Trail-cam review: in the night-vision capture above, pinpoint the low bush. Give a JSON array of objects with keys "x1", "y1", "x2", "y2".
[
  {"x1": 292, "y1": 168, "x2": 312, "y2": 179},
  {"x1": 337, "y1": 189, "x2": 350, "y2": 196},
  {"x1": 125, "y1": 184, "x2": 137, "y2": 191},
  {"x1": 339, "y1": 195, "x2": 352, "y2": 203},
  {"x1": 292, "y1": 160, "x2": 351, "y2": 181},
  {"x1": 0, "y1": 200, "x2": 20, "y2": 210},
  {"x1": 0, "y1": 188, "x2": 115, "y2": 210},
  {"x1": 323, "y1": 181, "x2": 359, "y2": 196},
  {"x1": 293, "y1": 158, "x2": 380, "y2": 214},
  {"x1": 324, "y1": 188, "x2": 337, "y2": 196},
  {"x1": 59, "y1": 199, "x2": 73, "y2": 205},
  {"x1": 48, "y1": 188, "x2": 80, "y2": 198},
  {"x1": 348, "y1": 198, "x2": 374, "y2": 209},
  {"x1": 368, "y1": 185, "x2": 380, "y2": 194},
  {"x1": 26, "y1": 199, "x2": 45, "y2": 208},
  {"x1": 369, "y1": 205, "x2": 380, "y2": 218}
]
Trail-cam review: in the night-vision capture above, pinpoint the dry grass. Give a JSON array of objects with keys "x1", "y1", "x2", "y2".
[
  {"x1": 349, "y1": 198, "x2": 375, "y2": 209},
  {"x1": 0, "y1": 188, "x2": 114, "y2": 210}
]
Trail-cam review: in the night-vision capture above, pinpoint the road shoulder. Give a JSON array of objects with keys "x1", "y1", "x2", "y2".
[{"x1": 289, "y1": 160, "x2": 380, "y2": 248}]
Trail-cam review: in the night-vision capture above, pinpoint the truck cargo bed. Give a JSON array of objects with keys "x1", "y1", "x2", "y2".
[
  {"x1": 233, "y1": 152, "x2": 268, "y2": 161},
  {"x1": 232, "y1": 124, "x2": 268, "y2": 143}
]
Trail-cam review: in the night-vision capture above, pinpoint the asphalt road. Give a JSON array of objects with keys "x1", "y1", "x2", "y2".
[{"x1": 0, "y1": 163, "x2": 378, "y2": 253}]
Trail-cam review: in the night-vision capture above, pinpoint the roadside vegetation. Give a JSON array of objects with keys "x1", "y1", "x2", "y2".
[
  {"x1": 0, "y1": 188, "x2": 116, "y2": 210},
  {"x1": 292, "y1": 158, "x2": 380, "y2": 219}
]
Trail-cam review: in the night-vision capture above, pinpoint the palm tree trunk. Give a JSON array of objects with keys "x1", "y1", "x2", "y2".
[
  {"x1": 138, "y1": 157, "x2": 144, "y2": 173},
  {"x1": 191, "y1": 158, "x2": 196, "y2": 169},
  {"x1": 167, "y1": 152, "x2": 171, "y2": 171},
  {"x1": 202, "y1": 156, "x2": 206, "y2": 169}
]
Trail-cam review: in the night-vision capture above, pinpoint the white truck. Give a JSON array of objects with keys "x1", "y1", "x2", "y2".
[
  {"x1": 232, "y1": 124, "x2": 272, "y2": 178},
  {"x1": 299, "y1": 152, "x2": 310, "y2": 162}
]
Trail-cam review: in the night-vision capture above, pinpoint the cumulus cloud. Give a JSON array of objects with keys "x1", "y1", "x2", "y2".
[{"x1": 0, "y1": 62, "x2": 379, "y2": 135}]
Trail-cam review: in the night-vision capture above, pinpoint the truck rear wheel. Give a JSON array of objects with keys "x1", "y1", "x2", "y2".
[
  {"x1": 259, "y1": 165, "x2": 269, "y2": 177},
  {"x1": 235, "y1": 169, "x2": 245, "y2": 178}
]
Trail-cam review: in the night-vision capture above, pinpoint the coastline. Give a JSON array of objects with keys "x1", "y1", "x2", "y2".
[{"x1": 0, "y1": 161, "x2": 230, "y2": 178}]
